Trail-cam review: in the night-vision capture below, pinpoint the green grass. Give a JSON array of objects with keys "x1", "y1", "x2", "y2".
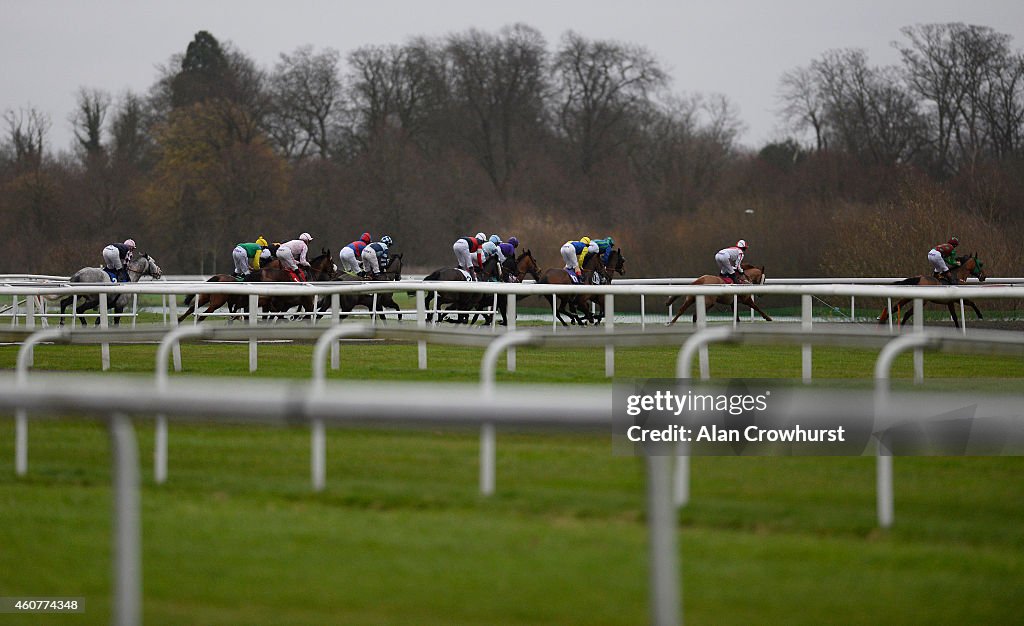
[{"x1": 1, "y1": 338, "x2": 1023, "y2": 624}]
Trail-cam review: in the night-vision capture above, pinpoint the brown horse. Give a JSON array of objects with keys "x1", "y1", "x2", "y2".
[
  {"x1": 538, "y1": 249, "x2": 623, "y2": 326},
  {"x1": 177, "y1": 274, "x2": 247, "y2": 323},
  {"x1": 876, "y1": 254, "x2": 986, "y2": 328},
  {"x1": 248, "y1": 251, "x2": 337, "y2": 319},
  {"x1": 665, "y1": 264, "x2": 771, "y2": 325}
]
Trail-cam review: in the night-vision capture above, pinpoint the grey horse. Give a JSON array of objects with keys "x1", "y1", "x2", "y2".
[{"x1": 59, "y1": 254, "x2": 163, "y2": 326}]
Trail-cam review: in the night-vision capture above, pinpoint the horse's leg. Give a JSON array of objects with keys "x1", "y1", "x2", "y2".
[
  {"x1": 966, "y1": 299, "x2": 983, "y2": 319},
  {"x1": 666, "y1": 296, "x2": 694, "y2": 326},
  {"x1": 59, "y1": 296, "x2": 71, "y2": 326},
  {"x1": 743, "y1": 297, "x2": 773, "y2": 322},
  {"x1": 946, "y1": 303, "x2": 961, "y2": 329},
  {"x1": 899, "y1": 300, "x2": 914, "y2": 327}
]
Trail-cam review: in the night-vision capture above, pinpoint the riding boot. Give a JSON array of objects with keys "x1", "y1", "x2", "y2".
[
  {"x1": 119, "y1": 268, "x2": 130, "y2": 283},
  {"x1": 941, "y1": 271, "x2": 954, "y2": 285}
]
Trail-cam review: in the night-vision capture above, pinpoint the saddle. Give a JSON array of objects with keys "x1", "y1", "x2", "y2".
[
  {"x1": 719, "y1": 273, "x2": 733, "y2": 285},
  {"x1": 104, "y1": 268, "x2": 119, "y2": 283},
  {"x1": 454, "y1": 267, "x2": 474, "y2": 281},
  {"x1": 564, "y1": 269, "x2": 581, "y2": 284}
]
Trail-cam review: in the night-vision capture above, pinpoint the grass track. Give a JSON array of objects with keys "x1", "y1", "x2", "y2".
[{"x1": 1, "y1": 338, "x2": 1023, "y2": 624}]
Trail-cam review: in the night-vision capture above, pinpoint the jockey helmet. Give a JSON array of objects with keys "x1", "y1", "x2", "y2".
[
  {"x1": 123, "y1": 239, "x2": 136, "y2": 249},
  {"x1": 360, "y1": 232, "x2": 371, "y2": 244},
  {"x1": 256, "y1": 236, "x2": 268, "y2": 247},
  {"x1": 580, "y1": 236, "x2": 591, "y2": 244},
  {"x1": 299, "y1": 232, "x2": 313, "y2": 242},
  {"x1": 736, "y1": 239, "x2": 747, "y2": 249},
  {"x1": 607, "y1": 236, "x2": 614, "y2": 246},
  {"x1": 381, "y1": 235, "x2": 393, "y2": 246},
  {"x1": 489, "y1": 234, "x2": 501, "y2": 245},
  {"x1": 475, "y1": 232, "x2": 486, "y2": 242},
  {"x1": 949, "y1": 236, "x2": 959, "y2": 246},
  {"x1": 508, "y1": 236, "x2": 519, "y2": 248}
]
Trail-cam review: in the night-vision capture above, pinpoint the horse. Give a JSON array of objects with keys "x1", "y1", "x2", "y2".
[
  {"x1": 59, "y1": 254, "x2": 163, "y2": 326},
  {"x1": 474, "y1": 249, "x2": 543, "y2": 326},
  {"x1": 665, "y1": 264, "x2": 771, "y2": 325},
  {"x1": 318, "y1": 253, "x2": 404, "y2": 322},
  {"x1": 177, "y1": 274, "x2": 248, "y2": 323},
  {"x1": 421, "y1": 254, "x2": 502, "y2": 324},
  {"x1": 876, "y1": 253, "x2": 987, "y2": 329},
  {"x1": 247, "y1": 251, "x2": 337, "y2": 320},
  {"x1": 578, "y1": 248, "x2": 626, "y2": 324},
  {"x1": 537, "y1": 249, "x2": 624, "y2": 326}
]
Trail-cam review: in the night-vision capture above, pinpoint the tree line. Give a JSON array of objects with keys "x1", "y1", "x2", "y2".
[{"x1": 1, "y1": 23, "x2": 1022, "y2": 278}]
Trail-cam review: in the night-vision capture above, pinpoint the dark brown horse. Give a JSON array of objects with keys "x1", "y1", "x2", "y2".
[
  {"x1": 421, "y1": 254, "x2": 502, "y2": 324},
  {"x1": 876, "y1": 254, "x2": 986, "y2": 328},
  {"x1": 665, "y1": 264, "x2": 771, "y2": 325},
  {"x1": 479, "y1": 249, "x2": 543, "y2": 326},
  {"x1": 319, "y1": 254, "x2": 404, "y2": 322}
]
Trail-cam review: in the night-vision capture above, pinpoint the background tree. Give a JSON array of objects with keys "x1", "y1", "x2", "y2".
[{"x1": 552, "y1": 31, "x2": 667, "y2": 175}]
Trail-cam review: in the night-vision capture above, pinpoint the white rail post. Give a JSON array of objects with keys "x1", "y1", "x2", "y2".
[
  {"x1": 110, "y1": 413, "x2": 141, "y2": 626},
  {"x1": 640, "y1": 294, "x2": 646, "y2": 330},
  {"x1": 416, "y1": 290, "x2": 427, "y2": 369},
  {"x1": 507, "y1": 293, "x2": 517, "y2": 372},
  {"x1": 26, "y1": 293, "x2": 35, "y2": 332},
  {"x1": 646, "y1": 454, "x2": 682, "y2": 626},
  {"x1": 131, "y1": 294, "x2": 138, "y2": 328},
  {"x1": 331, "y1": 293, "x2": 341, "y2": 370},
  {"x1": 696, "y1": 295, "x2": 708, "y2": 378},
  {"x1": 310, "y1": 324, "x2": 374, "y2": 492},
  {"x1": 802, "y1": 294, "x2": 812, "y2": 383},
  {"x1": 913, "y1": 298, "x2": 923, "y2": 383},
  {"x1": 480, "y1": 331, "x2": 536, "y2": 496},
  {"x1": 959, "y1": 298, "x2": 967, "y2": 335},
  {"x1": 15, "y1": 327, "x2": 67, "y2": 476},
  {"x1": 605, "y1": 294, "x2": 615, "y2": 378},
  {"x1": 100, "y1": 292, "x2": 110, "y2": 371},
  {"x1": 249, "y1": 293, "x2": 258, "y2": 373}
]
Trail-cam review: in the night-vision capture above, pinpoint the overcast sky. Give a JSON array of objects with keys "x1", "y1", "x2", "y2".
[{"x1": 3, "y1": 0, "x2": 1023, "y2": 152}]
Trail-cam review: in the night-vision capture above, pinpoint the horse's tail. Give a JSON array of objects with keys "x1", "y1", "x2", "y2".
[{"x1": 895, "y1": 277, "x2": 921, "y2": 285}]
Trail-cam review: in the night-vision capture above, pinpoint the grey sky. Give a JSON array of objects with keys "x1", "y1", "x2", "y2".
[{"x1": 3, "y1": 0, "x2": 1023, "y2": 152}]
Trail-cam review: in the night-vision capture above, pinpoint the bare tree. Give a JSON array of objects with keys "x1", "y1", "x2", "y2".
[
  {"x1": 444, "y1": 24, "x2": 549, "y2": 197},
  {"x1": 2, "y1": 107, "x2": 50, "y2": 173},
  {"x1": 70, "y1": 88, "x2": 111, "y2": 157},
  {"x1": 552, "y1": 31, "x2": 667, "y2": 174},
  {"x1": 268, "y1": 45, "x2": 344, "y2": 160},
  {"x1": 777, "y1": 66, "x2": 827, "y2": 151},
  {"x1": 897, "y1": 23, "x2": 1024, "y2": 171},
  {"x1": 346, "y1": 39, "x2": 443, "y2": 150}
]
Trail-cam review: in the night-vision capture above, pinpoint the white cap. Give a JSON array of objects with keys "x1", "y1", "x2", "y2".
[
  {"x1": 736, "y1": 239, "x2": 747, "y2": 249},
  {"x1": 299, "y1": 233, "x2": 313, "y2": 242}
]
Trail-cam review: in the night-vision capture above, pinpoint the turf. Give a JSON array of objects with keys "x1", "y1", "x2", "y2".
[{"x1": 1, "y1": 335, "x2": 1022, "y2": 624}]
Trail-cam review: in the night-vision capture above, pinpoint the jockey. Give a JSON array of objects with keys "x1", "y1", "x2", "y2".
[
  {"x1": 592, "y1": 236, "x2": 615, "y2": 264},
  {"x1": 278, "y1": 232, "x2": 313, "y2": 281},
  {"x1": 102, "y1": 239, "x2": 136, "y2": 282},
  {"x1": 474, "y1": 240, "x2": 502, "y2": 274},
  {"x1": 453, "y1": 233, "x2": 486, "y2": 279},
  {"x1": 715, "y1": 240, "x2": 747, "y2": 284},
  {"x1": 560, "y1": 239, "x2": 598, "y2": 277},
  {"x1": 361, "y1": 235, "x2": 392, "y2": 277},
  {"x1": 498, "y1": 236, "x2": 518, "y2": 261},
  {"x1": 231, "y1": 236, "x2": 271, "y2": 279},
  {"x1": 928, "y1": 236, "x2": 960, "y2": 284},
  {"x1": 340, "y1": 232, "x2": 371, "y2": 275}
]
